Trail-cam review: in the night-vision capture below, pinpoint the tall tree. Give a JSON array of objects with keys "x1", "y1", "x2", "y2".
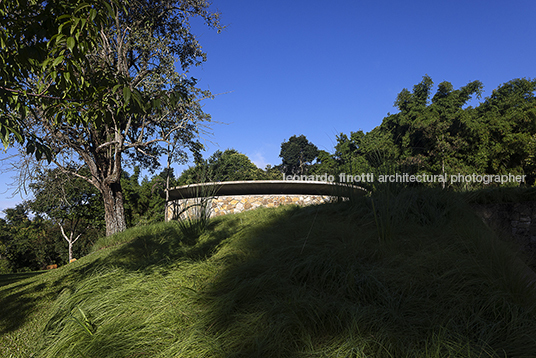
[
  {"x1": 425, "y1": 80, "x2": 483, "y2": 182},
  {"x1": 381, "y1": 76, "x2": 484, "y2": 180},
  {"x1": 206, "y1": 149, "x2": 265, "y2": 181},
  {"x1": 279, "y1": 135, "x2": 318, "y2": 176},
  {"x1": 4, "y1": 0, "x2": 223, "y2": 235},
  {"x1": 310, "y1": 149, "x2": 339, "y2": 177},
  {"x1": 389, "y1": 75, "x2": 435, "y2": 166}
]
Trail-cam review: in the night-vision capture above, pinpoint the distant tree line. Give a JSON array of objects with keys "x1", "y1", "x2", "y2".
[
  {"x1": 284, "y1": 77, "x2": 536, "y2": 189},
  {"x1": 177, "y1": 76, "x2": 535, "y2": 189},
  {"x1": 176, "y1": 149, "x2": 280, "y2": 183},
  {"x1": 181, "y1": 77, "x2": 535, "y2": 190}
]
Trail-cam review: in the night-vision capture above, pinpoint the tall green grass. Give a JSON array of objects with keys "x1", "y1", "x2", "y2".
[
  {"x1": 194, "y1": 192, "x2": 536, "y2": 357},
  {"x1": 1, "y1": 189, "x2": 536, "y2": 357},
  {"x1": 170, "y1": 175, "x2": 221, "y2": 242}
]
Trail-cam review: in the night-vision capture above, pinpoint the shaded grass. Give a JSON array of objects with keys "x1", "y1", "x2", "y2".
[
  {"x1": 1, "y1": 189, "x2": 536, "y2": 357},
  {"x1": 195, "y1": 192, "x2": 536, "y2": 357},
  {"x1": 0, "y1": 272, "x2": 45, "y2": 288}
]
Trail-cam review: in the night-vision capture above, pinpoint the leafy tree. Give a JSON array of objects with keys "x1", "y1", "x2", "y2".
[
  {"x1": 473, "y1": 78, "x2": 536, "y2": 183},
  {"x1": 0, "y1": 218, "x2": 10, "y2": 273},
  {"x1": 3, "y1": 203, "x2": 29, "y2": 227},
  {"x1": 2, "y1": 203, "x2": 59, "y2": 272},
  {"x1": 375, "y1": 76, "x2": 486, "y2": 183},
  {"x1": 263, "y1": 164, "x2": 284, "y2": 180},
  {"x1": 0, "y1": 0, "x2": 118, "y2": 158},
  {"x1": 425, "y1": 80, "x2": 483, "y2": 182},
  {"x1": 122, "y1": 167, "x2": 168, "y2": 226},
  {"x1": 29, "y1": 168, "x2": 104, "y2": 262},
  {"x1": 333, "y1": 133, "x2": 358, "y2": 169},
  {"x1": 294, "y1": 127, "x2": 397, "y2": 187},
  {"x1": 309, "y1": 149, "x2": 339, "y2": 178},
  {"x1": 331, "y1": 76, "x2": 535, "y2": 188},
  {"x1": 387, "y1": 75, "x2": 436, "y2": 168},
  {"x1": 392, "y1": 78, "x2": 483, "y2": 178},
  {"x1": 386, "y1": 76, "x2": 536, "y2": 186},
  {"x1": 178, "y1": 149, "x2": 267, "y2": 184},
  {"x1": 4, "y1": 0, "x2": 223, "y2": 236},
  {"x1": 279, "y1": 135, "x2": 319, "y2": 176},
  {"x1": 206, "y1": 149, "x2": 265, "y2": 181}
]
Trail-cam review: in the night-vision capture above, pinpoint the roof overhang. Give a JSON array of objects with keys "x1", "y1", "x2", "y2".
[{"x1": 166, "y1": 180, "x2": 366, "y2": 200}]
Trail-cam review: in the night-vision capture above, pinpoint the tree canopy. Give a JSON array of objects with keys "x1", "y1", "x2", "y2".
[
  {"x1": 305, "y1": 76, "x2": 536, "y2": 189},
  {"x1": 0, "y1": 165, "x2": 177, "y2": 272},
  {"x1": 178, "y1": 149, "x2": 278, "y2": 184},
  {"x1": 29, "y1": 168, "x2": 104, "y2": 262},
  {"x1": 0, "y1": 0, "x2": 119, "y2": 158},
  {"x1": 279, "y1": 135, "x2": 318, "y2": 176},
  {"x1": 2, "y1": 0, "x2": 223, "y2": 235}
]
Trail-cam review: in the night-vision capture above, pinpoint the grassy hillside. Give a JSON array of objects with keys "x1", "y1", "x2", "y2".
[{"x1": 1, "y1": 189, "x2": 536, "y2": 357}]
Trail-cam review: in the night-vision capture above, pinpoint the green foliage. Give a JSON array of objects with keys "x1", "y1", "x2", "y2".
[
  {"x1": 262, "y1": 164, "x2": 284, "y2": 180},
  {"x1": 1, "y1": 203, "x2": 61, "y2": 272},
  {"x1": 474, "y1": 78, "x2": 536, "y2": 183},
  {"x1": 207, "y1": 149, "x2": 266, "y2": 181},
  {"x1": 0, "y1": 167, "x2": 172, "y2": 271},
  {"x1": 382, "y1": 76, "x2": 484, "y2": 179},
  {"x1": 29, "y1": 167, "x2": 104, "y2": 262},
  {"x1": 334, "y1": 129, "x2": 398, "y2": 177},
  {"x1": 178, "y1": 149, "x2": 274, "y2": 184},
  {"x1": 279, "y1": 134, "x2": 319, "y2": 176},
  {"x1": 309, "y1": 149, "x2": 339, "y2": 177},
  {"x1": 316, "y1": 76, "x2": 536, "y2": 188},
  {"x1": 121, "y1": 167, "x2": 167, "y2": 227},
  {"x1": 0, "y1": 0, "x2": 118, "y2": 157},
  {"x1": 29, "y1": 168, "x2": 104, "y2": 228}
]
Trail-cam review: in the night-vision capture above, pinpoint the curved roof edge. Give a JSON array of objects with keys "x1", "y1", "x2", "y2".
[{"x1": 167, "y1": 180, "x2": 367, "y2": 200}]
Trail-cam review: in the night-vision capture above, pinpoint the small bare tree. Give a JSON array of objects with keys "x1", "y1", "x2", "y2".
[{"x1": 29, "y1": 168, "x2": 104, "y2": 263}]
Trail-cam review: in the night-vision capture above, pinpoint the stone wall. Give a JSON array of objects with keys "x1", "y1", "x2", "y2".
[
  {"x1": 472, "y1": 201, "x2": 536, "y2": 263},
  {"x1": 166, "y1": 194, "x2": 335, "y2": 220}
]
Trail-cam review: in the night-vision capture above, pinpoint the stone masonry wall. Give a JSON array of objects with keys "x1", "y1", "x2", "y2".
[
  {"x1": 472, "y1": 201, "x2": 536, "y2": 264},
  {"x1": 167, "y1": 194, "x2": 335, "y2": 220}
]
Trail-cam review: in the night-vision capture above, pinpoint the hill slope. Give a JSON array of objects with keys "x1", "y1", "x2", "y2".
[{"x1": 1, "y1": 189, "x2": 536, "y2": 357}]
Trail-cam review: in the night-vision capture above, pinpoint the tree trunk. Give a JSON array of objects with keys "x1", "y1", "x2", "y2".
[
  {"x1": 68, "y1": 240, "x2": 73, "y2": 262},
  {"x1": 101, "y1": 181, "x2": 127, "y2": 236},
  {"x1": 58, "y1": 223, "x2": 82, "y2": 262}
]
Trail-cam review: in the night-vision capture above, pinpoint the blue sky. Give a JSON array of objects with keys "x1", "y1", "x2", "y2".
[
  {"x1": 184, "y1": 0, "x2": 535, "y2": 168},
  {"x1": 1, "y1": 0, "x2": 535, "y2": 213}
]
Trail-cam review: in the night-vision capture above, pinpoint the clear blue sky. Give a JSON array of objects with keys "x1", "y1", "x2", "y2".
[
  {"x1": 186, "y1": 0, "x2": 535, "y2": 169},
  {"x1": 1, "y1": 0, "x2": 535, "y2": 213}
]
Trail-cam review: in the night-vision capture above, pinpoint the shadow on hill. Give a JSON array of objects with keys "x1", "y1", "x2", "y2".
[
  {"x1": 195, "y1": 202, "x2": 368, "y2": 357},
  {"x1": 0, "y1": 272, "x2": 45, "y2": 288},
  {"x1": 0, "y1": 272, "x2": 50, "y2": 334},
  {"x1": 0, "y1": 207, "x2": 308, "y2": 340},
  {"x1": 193, "y1": 190, "x2": 536, "y2": 357},
  {"x1": 463, "y1": 186, "x2": 536, "y2": 204},
  {"x1": 0, "y1": 264, "x2": 113, "y2": 336},
  {"x1": 7, "y1": 188, "x2": 536, "y2": 356}
]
